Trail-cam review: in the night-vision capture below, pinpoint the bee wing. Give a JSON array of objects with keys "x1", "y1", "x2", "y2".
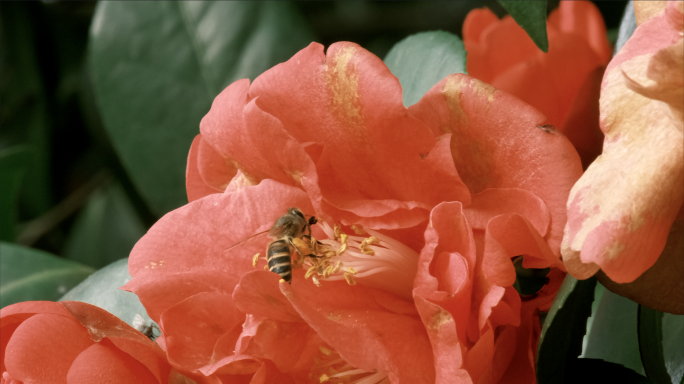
[
  {"x1": 132, "y1": 314, "x2": 146, "y2": 330},
  {"x1": 225, "y1": 229, "x2": 270, "y2": 252}
]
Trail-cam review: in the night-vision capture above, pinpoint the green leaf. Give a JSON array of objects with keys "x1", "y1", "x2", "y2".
[
  {"x1": 63, "y1": 182, "x2": 146, "y2": 269},
  {"x1": 498, "y1": 1, "x2": 549, "y2": 52},
  {"x1": 662, "y1": 313, "x2": 684, "y2": 383},
  {"x1": 0, "y1": 146, "x2": 32, "y2": 241},
  {"x1": 583, "y1": 288, "x2": 645, "y2": 375},
  {"x1": 384, "y1": 31, "x2": 467, "y2": 107},
  {"x1": 537, "y1": 274, "x2": 597, "y2": 383},
  {"x1": 59, "y1": 258, "x2": 154, "y2": 330},
  {"x1": 638, "y1": 306, "x2": 672, "y2": 384},
  {"x1": 566, "y1": 359, "x2": 654, "y2": 384},
  {"x1": 0, "y1": 2, "x2": 53, "y2": 217},
  {"x1": 615, "y1": 0, "x2": 637, "y2": 56},
  {"x1": 0, "y1": 242, "x2": 94, "y2": 308},
  {"x1": 89, "y1": 1, "x2": 316, "y2": 216}
]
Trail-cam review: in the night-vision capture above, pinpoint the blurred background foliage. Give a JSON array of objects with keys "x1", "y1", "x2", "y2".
[{"x1": 5, "y1": 2, "x2": 684, "y2": 383}]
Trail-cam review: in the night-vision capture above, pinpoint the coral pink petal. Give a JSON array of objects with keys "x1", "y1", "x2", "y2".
[
  {"x1": 414, "y1": 202, "x2": 476, "y2": 346},
  {"x1": 60, "y1": 301, "x2": 152, "y2": 343},
  {"x1": 250, "y1": 42, "x2": 470, "y2": 227},
  {"x1": 197, "y1": 135, "x2": 236, "y2": 192},
  {"x1": 463, "y1": 325, "x2": 494, "y2": 383},
  {"x1": 236, "y1": 315, "x2": 314, "y2": 374},
  {"x1": 187, "y1": 135, "x2": 221, "y2": 202},
  {"x1": 66, "y1": 339, "x2": 159, "y2": 384},
  {"x1": 547, "y1": 1, "x2": 611, "y2": 63},
  {"x1": 414, "y1": 297, "x2": 473, "y2": 384},
  {"x1": 124, "y1": 180, "x2": 314, "y2": 315},
  {"x1": 161, "y1": 292, "x2": 244, "y2": 372},
  {"x1": 233, "y1": 270, "x2": 302, "y2": 323},
  {"x1": 281, "y1": 279, "x2": 435, "y2": 383},
  {"x1": 497, "y1": 308, "x2": 540, "y2": 384},
  {"x1": 462, "y1": 7, "x2": 500, "y2": 82},
  {"x1": 476, "y1": 16, "x2": 541, "y2": 80},
  {"x1": 464, "y1": 188, "x2": 550, "y2": 236},
  {"x1": 247, "y1": 361, "x2": 295, "y2": 384},
  {"x1": 477, "y1": 324, "x2": 517, "y2": 384},
  {"x1": 483, "y1": 214, "x2": 563, "y2": 288},
  {"x1": 4, "y1": 314, "x2": 94, "y2": 384},
  {"x1": 106, "y1": 336, "x2": 170, "y2": 383},
  {"x1": 409, "y1": 74, "x2": 582, "y2": 256},
  {"x1": 199, "y1": 79, "x2": 250, "y2": 158}
]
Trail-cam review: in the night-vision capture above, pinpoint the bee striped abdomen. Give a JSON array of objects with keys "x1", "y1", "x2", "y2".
[{"x1": 267, "y1": 239, "x2": 292, "y2": 283}]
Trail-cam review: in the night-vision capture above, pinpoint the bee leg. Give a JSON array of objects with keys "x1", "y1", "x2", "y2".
[
  {"x1": 302, "y1": 235, "x2": 324, "y2": 245},
  {"x1": 306, "y1": 254, "x2": 325, "y2": 258},
  {"x1": 288, "y1": 237, "x2": 306, "y2": 260}
]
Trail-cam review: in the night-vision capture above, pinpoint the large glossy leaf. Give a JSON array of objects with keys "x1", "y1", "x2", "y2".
[
  {"x1": 567, "y1": 359, "x2": 653, "y2": 384},
  {"x1": 63, "y1": 182, "x2": 147, "y2": 269},
  {"x1": 583, "y1": 288, "x2": 645, "y2": 375},
  {"x1": 662, "y1": 313, "x2": 684, "y2": 384},
  {"x1": 0, "y1": 2, "x2": 52, "y2": 217},
  {"x1": 89, "y1": 1, "x2": 316, "y2": 216},
  {"x1": 0, "y1": 146, "x2": 31, "y2": 241},
  {"x1": 537, "y1": 274, "x2": 597, "y2": 383},
  {"x1": 498, "y1": 1, "x2": 548, "y2": 52},
  {"x1": 384, "y1": 31, "x2": 467, "y2": 107},
  {"x1": 638, "y1": 306, "x2": 672, "y2": 384},
  {"x1": 59, "y1": 258, "x2": 154, "y2": 329},
  {"x1": 0, "y1": 242, "x2": 94, "y2": 308}
]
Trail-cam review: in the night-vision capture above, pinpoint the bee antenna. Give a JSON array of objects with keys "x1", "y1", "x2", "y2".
[{"x1": 308, "y1": 216, "x2": 318, "y2": 225}]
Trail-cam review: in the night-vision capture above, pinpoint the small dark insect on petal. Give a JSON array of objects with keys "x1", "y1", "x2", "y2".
[{"x1": 537, "y1": 124, "x2": 558, "y2": 134}]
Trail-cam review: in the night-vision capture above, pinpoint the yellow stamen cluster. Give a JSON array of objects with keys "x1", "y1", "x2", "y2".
[
  {"x1": 337, "y1": 234, "x2": 349, "y2": 255},
  {"x1": 344, "y1": 267, "x2": 357, "y2": 286}
]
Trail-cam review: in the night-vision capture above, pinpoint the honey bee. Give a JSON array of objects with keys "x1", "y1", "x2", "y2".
[
  {"x1": 267, "y1": 207, "x2": 319, "y2": 284},
  {"x1": 132, "y1": 314, "x2": 159, "y2": 340}
]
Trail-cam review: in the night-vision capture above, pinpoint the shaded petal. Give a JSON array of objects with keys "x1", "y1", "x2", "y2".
[
  {"x1": 281, "y1": 278, "x2": 435, "y2": 383},
  {"x1": 161, "y1": 292, "x2": 244, "y2": 373},
  {"x1": 463, "y1": 188, "x2": 550, "y2": 236},
  {"x1": 197, "y1": 135, "x2": 236, "y2": 193},
  {"x1": 66, "y1": 339, "x2": 159, "y2": 384},
  {"x1": 199, "y1": 79, "x2": 250, "y2": 159},
  {"x1": 236, "y1": 315, "x2": 314, "y2": 374},
  {"x1": 482, "y1": 214, "x2": 563, "y2": 288},
  {"x1": 4, "y1": 314, "x2": 94, "y2": 384},
  {"x1": 250, "y1": 42, "x2": 470, "y2": 227},
  {"x1": 233, "y1": 270, "x2": 302, "y2": 323},
  {"x1": 409, "y1": 74, "x2": 582, "y2": 255},
  {"x1": 547, "y1": 1, "x2": 612, "y2": 63},
  {"x1": 187, "y1": 135, "x2": 222, "y2": 202},
  {"x1": 414, "y1": 202, "x2": 476, "y2": 346}
]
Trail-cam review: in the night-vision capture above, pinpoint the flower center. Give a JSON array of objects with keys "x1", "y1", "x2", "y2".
[
  {"x1": 298, "y1": 222, "x2": 418, "y2": 300},
  {"x1": 311, "y1": 345, "x2": 390, "y2": 384}
]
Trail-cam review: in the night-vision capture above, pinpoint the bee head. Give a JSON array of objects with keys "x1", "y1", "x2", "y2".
[{"x1": 288, "y1": 207, "x2": 305, "y2": 219}]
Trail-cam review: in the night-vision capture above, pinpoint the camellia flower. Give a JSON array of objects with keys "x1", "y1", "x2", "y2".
[
  {"x1": 0, "y1": 301, "x2": 176, "y2": 383},
  {"x1": 125, "y1": 42, "x2": 582, "y2": 383},
  {"x1": 463, "y1": 1, "x2": 611, "y2": 168},
  {"x1": 561, "y1": 1, "x2": 684, "y2": 314}
]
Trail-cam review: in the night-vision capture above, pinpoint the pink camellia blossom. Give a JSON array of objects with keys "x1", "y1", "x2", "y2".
[
  {"x1": 560, "y1": 1, "x2": 683, "y2": 314},
  {"x1": 125, "y1": 42, "x2": 582, "y2": 383}
]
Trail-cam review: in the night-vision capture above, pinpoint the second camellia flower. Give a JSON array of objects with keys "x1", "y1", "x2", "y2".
[{"x1": 124, "y1": 42, "x2": 582, "y2": 383}]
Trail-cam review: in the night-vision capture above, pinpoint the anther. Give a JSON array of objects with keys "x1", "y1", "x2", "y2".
[
  {"x1": 351, "y1": 225, "x2": 367, "y2": 235},
  {"x1": 306, "y1": 265, "x2": 317, "y2": 279},
  {"x1": 344, "y1": 272, "x2": 357, "y2": 286},
  {"x1": 312, "y1": 275, "x2": 322, "y2": 287},
  {"x1": 337, "y1": 233, "x2": 348, "y2": 255},
  {"x1": 333, "y1": 224, "x2": 342, "y2": 240},
  {"x1": 320, "y1": 374, "x2": 330, "y2": 382},
  {"x1": 319, "y1": 346, "x2": 332, "y2": 355},
  {"x1": 252, "y1": 253, "x2": 260, "y2": 267}
]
